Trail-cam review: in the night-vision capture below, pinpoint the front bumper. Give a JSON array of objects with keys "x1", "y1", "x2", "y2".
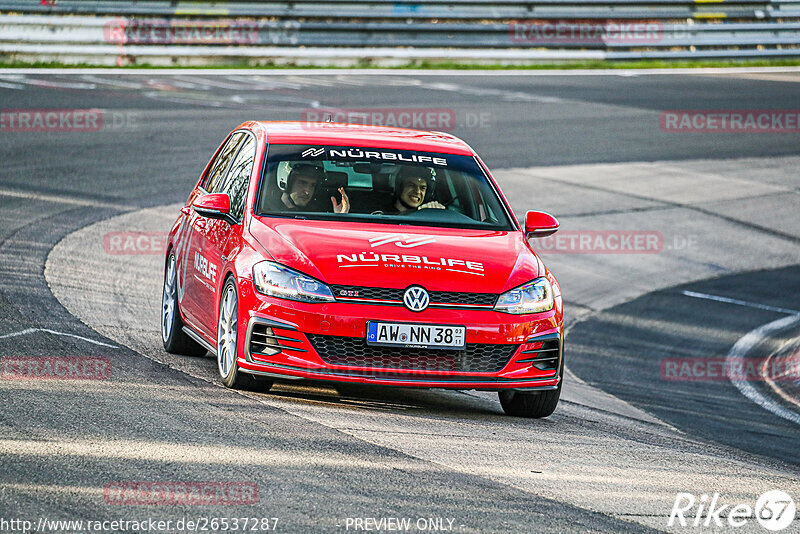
[{"x1": 235, "y1": 282, "x2": 563, "y2": 390}]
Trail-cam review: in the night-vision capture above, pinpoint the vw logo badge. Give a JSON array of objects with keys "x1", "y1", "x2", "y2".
[{"x1": 403, "y1": 286, "x2": 430, "y2": 312}]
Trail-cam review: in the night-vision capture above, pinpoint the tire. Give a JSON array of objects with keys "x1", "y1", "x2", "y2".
[
  {"x1": 217, "y1": 277, "x2": 272, "y2": 391},
  {"x1": 162, "y1": 253, "x2": 207, "y2": 356},
  {"x1": 499, "y1": 347, "x2": 564, "y2": 418},
  {"x1": 498, "y1": 385, "x2": 561, "y2": 418}
]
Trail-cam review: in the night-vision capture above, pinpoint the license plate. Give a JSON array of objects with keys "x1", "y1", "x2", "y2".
[{"x1": 366, "y1": 322, "x2": 466, "y2": 350}]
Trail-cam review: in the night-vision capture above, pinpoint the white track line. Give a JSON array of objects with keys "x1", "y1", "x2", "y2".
[
  {"x1": 2, "y1": 67, "x2": 800, "y2": 76},
  {"x1": 683, "y1": 290, "x2": 800, "y2": 426},
  {"x1": 0, "y1": 80, "x2": 25, "y2": 89},
  {"x1": 0, "y1": 188, "x2": 132, "y2": 211},
  {"x1": 0, "y1": 328, "x2": 118, "y2": 348},
  {"x1": 21, "y1": 78, "x2": 97, "y2": 89},
  {"x1": 682, "y1": 290, "x2": 800, "y2": 315},
  {"x1": 78, "y1": 74, "x2": 144, "y2": 89},
  {"x1": 726, "y1": 314, "x2": 800, "y2": 427},
  {"x1": 683, "y1": 291, "x2": 800, "y2": 425},
  {"x1": 761, "y1": 349, "x2": 800, "y2": 412}
]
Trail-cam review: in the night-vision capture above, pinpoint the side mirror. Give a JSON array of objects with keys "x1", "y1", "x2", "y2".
[
  {"x1": 193, "y1": 193, "x2": 236, "y2": 225},
  {"x1": 524, "y1": 211, "x2": 559, "y2": 239}
]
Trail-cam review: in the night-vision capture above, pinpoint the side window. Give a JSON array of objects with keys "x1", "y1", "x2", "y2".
[
  {"x1": 203, "y1": 132, "x2": 246, "y2": 193},
  {"x1": 220, "y1": 135, "x2": 256, "y2": 221}
]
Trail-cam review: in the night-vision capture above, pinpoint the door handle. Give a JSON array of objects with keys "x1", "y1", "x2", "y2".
[
  {"x1": 194, "y1": 219, "x2": 207, "y2": 230},
  {"x1": 181, "y1": 206, "x2": 191, "y2": 215}
]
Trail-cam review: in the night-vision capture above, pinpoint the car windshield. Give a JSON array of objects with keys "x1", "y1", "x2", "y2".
[{"x1": 255, "y1": 144, "x2": 515, "y2": 230}]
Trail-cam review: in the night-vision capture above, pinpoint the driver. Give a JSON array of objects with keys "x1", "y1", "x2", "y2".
[
  {"x1": 390, "y1": 167, "x2": 445, "y2": 214},
  {"x1": 272, "y1": 163, "x2": 349, "y2": 213}
]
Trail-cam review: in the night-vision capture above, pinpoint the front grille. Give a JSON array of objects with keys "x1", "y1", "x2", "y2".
[
  {"x1": 307, "y1": 334, "x2": 518, "y2": 373},
  {"x1": 330, "y1": 285, "x2": 496, "y2": 307},
  {"x1": 430, "y1": 290, "x2": 496, "y2": 306},
  {"x1": 332, "y1": 286, "x2": 401, "y2": 301}
]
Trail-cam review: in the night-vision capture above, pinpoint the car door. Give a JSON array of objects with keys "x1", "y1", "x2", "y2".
[
  {"x1": 193, "y1": 132, "x2": 257, "y2": 335},
  {"x1": 179, "y1": 132, "x2": 246, "y2": 336}
]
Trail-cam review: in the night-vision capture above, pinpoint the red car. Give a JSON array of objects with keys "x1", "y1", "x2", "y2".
[{"x1": 162, "y1": 122, "x2": 563, "y2": 418}]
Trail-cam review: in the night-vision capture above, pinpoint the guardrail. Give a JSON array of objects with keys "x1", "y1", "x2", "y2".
[
  {"x1": 0, "y1": 1, "x2": 798, "y2": 64},
  {"x1": 0, "y1": 0, "x2": 793, "y2": 19},
  {"x1": 4, "y1": 1, "x2": 800, "y2": 22}
]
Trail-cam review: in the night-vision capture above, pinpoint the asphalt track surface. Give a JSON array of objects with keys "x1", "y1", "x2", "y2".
[{"x1": 1, "y1": 70, "x2": 799, "y2": 533}]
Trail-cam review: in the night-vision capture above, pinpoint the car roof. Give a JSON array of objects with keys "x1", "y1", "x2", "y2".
[{"x1": 242, "y1": 121, "x2": 475, "y2": 156}]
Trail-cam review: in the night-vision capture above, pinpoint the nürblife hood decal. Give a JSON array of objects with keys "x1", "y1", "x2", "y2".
[{"x1": 250, "y1": 220, "x2": 540, "y2": 294}]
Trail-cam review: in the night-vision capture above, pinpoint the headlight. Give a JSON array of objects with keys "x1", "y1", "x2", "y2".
[
  {"x1": 494, "y1": 277, "x2": 553, "y2": 314},
  {"x1": 252, "y1": 261, "x2": 334, "y2": 303}
]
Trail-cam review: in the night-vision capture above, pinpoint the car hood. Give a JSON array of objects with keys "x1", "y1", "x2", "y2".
[{"x1": 250, "y1": 218, "x2": 539, "y2": 294}]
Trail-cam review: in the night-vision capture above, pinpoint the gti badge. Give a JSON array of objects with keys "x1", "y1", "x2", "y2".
[{"x1": 403, "y1": 286, "x2": 430, "y2": 312}]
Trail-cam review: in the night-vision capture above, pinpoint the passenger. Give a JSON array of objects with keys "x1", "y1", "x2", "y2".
[
  {"x1": 268, "y1": 163, "x2": 349, "y2": 213},
  {"x1": 390, "y1": 167, "x2": 445, "y2": 214}
]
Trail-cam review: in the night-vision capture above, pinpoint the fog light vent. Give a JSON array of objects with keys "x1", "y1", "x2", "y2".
[
  {"x1": 518, "y1": 334, "x2": 560, "y2": 371},
  {"x1": 249, "y1": 324, "x2": 281, "y2": 357}
]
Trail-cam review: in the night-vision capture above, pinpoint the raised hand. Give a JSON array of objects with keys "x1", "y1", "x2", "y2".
[{"x1": 331, "y1": 187, "x2": 350, "y2": 214}]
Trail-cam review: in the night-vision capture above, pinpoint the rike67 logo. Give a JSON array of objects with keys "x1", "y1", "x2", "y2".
[{"x1": 669, "y1": 490, "x2": 796, "y2": 531}]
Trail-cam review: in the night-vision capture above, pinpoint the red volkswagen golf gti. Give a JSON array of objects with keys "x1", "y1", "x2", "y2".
[{"x1": 162, "y1": 122, "x2": 563, "y2": 417}]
